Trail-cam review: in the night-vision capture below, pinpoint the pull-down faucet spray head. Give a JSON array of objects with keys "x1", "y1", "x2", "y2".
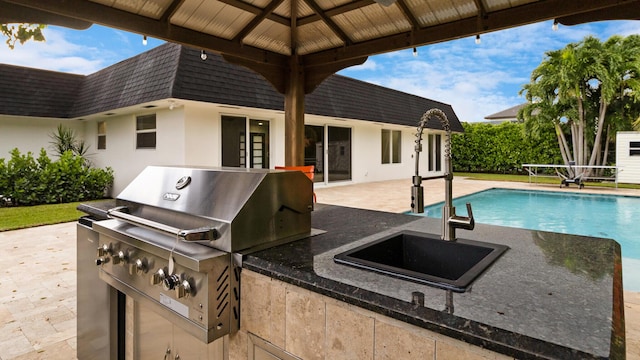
[
  {"x1": 410, "y1": 108, "x2": 474, "y2": 241},
  {"x1": 411, "y1": 109, "x2": 451, "y2": 214}
]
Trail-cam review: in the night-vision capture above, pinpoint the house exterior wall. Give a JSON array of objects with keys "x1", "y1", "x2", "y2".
[
  {"x1": 616, "y1": 131, "x2": 640, "y2": 184},
  {"x1": 2, "y1": 102, "x2": 445, "y2": 196},
  {"x1": 0, "y1": 116, "x2": 86, "y2": 160},
  {"x1": 87, "y1": 109, "x2": 187, "y2": 195}
]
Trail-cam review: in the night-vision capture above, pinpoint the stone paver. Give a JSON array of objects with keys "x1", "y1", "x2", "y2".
[{"x1": 0, "y1": 177, "x2": 638, "y2": 359}]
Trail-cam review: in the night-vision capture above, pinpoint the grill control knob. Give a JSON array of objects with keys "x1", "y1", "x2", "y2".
[
  {"x1": 163, "y1": 274, "x2": 181, "y2": 291},
  {"x1": 112, "y1": 250, "x2": 127, "y2": 265},
  {"x1": 151, "y1": 268, "x2": 167, "y2": 286},
  {"x1": 176, "y1": 280, "x2": 192, "y2": 298},
  {"x1": 134, "y1": 258, "x2": 148, "y2": 275},
  {"x1": 97, "y1": 243, "x2": 112, "y2": 257},
  {"x1": 95, "y1": 257, "x2": 109, "y2": 266}
]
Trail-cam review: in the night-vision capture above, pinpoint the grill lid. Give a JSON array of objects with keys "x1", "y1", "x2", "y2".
[{"x1": 109, "y1": 166, "x2": 313, "y2": 252}]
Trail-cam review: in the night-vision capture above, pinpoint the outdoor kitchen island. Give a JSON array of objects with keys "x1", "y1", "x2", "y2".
[
  {"x1": 78, "y1": 201, "x2": 624, "y2": 360},
  {"x1": 238, "y1": 204, "x2": 625, "y2": 360}
]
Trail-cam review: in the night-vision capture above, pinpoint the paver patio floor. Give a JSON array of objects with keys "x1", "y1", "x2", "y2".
[{"x1": 0, "y1": 177, "x2": 638, "y2": 359}]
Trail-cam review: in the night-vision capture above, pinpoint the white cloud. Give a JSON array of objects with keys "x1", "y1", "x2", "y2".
[
  {"x1": 0, "y1": 27, "x2": 105, "y2": 74},
  {"x1": 340, "y1": 20, "x2": 639, "y2": 123}
]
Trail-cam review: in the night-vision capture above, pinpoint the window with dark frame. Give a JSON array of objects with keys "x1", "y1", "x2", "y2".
[
  {"x1": 428, "y1": 134, "x2": 442, "y2": 172},
  {"x1": 630, "y1": 141, "x2": 640, "y2": 156},
  {"x1": 97, "y1": 121, "x2": 106, "y2": 150},
  {"x1": 136, "y1": 114, "x2": 156, "y2": 149},
  {"x1": 381, "y1": 129, "x2": 401, "y2": 164}
]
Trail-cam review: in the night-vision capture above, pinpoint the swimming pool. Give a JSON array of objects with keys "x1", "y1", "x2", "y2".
[{"x1": 416, "y1": 188, "x2": 640, "y2": 291}]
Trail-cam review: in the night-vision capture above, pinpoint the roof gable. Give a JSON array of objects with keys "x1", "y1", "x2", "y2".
[{"x1": 71, "y1": 43, "x2": 181, "y2": 117}]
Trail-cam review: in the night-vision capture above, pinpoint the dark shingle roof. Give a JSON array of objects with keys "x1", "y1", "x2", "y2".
[
  {"x1": 306, "y1": 75, "x2": 462, "y2": 132},
  {"x1": 172, "y1": 46, "x2": 283, "y2": 111},
  {"x1": 0, "y1": 42, "x2": 462, "y2": 132},
  {"x1": 485, "y1": 103, "x2": 525, "y2": 120},
  {"x1": 71, "y1": 44, "x2": 181, "y2": 117},
  {"x1": 0, "y1": 64, "x2": 83, "y2": 117}
]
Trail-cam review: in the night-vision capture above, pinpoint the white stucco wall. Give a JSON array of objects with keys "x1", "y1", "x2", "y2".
[
  {"x1": 304, "y1": 115, "x2": 440, "y2": 187},
  {"x1": 0, "y1": 116, "x2": 85, "y2": 160},
  {"x1": 88, "y1": 109, "x2": 187, "y2": 194},
  {"x1": 3, "y1": 101, "x2": 447, "y2": 196},
  {"x1": 616, "y1": 131, "x2": 640, "y2": 184}
]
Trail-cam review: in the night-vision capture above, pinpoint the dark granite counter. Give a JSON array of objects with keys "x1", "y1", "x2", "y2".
[
  {"x1": 79, "y1": 201, "x2": 624, "y2": 359},
  {"x1": 242, "y1": 204, "x2": 625, "y2": 360}
]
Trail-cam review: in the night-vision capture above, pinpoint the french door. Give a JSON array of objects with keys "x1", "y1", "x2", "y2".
[{"x1": 221, "y1": 116, "x2": 270, "y2": 169}]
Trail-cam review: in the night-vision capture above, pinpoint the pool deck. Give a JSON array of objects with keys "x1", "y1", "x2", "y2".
[{"x1": 0, "y1": 177, "x2": 639, "y2": 359}]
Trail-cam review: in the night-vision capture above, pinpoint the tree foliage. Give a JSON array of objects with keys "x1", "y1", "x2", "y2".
[
  {"x1": 519, "y1": 35, "x2": 640, "y2": 177},
  {"x1": 451, "y1": 121, "x2": 561, "y2": 174},
  {"x1": 49, "y1": 124, "x2": 92, "y2": 166},
  {"x1": 0, "y1": 148, "x2": 113, "y2": 206},
  {"x1": 1, "y1": 23, "x2": 45, "y2": 49}
]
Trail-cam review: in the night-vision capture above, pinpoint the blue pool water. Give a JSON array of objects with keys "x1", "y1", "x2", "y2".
[{"x1": 416, "y1": 188, "x2": 640, "y2": 291}]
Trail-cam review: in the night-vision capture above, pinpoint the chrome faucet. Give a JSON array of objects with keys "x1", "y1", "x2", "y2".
[{"x1": 411, "y1": 108, "x2": 475, "y2": 241}]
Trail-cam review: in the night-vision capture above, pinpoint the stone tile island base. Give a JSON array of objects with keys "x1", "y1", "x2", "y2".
[
  {"x1": 124, "y1": 269, "x2": 513, "y2": 359},
  {"x1": 233, "y1": 269, "x2": 513, "y2": 360}
]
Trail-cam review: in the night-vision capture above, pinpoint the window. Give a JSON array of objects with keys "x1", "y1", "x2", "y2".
[
  {"x1": 381, "y1": 129, "x2": 401, "y2": 164},
  {"x1": 136, "y1": 114, "x2": 156, "y2": 149},
  {"x1": 630, "y1": 141, "x2": 640, "y2": 156},
  {"x1": 428, "y1": 134, "x2": 442, "y2": 172},
  {"x1": 97, "y1": 121, "x2": 106, "y2": 150}
]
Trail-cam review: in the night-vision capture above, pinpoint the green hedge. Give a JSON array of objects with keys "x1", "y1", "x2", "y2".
[
  {"x1": 451, "y1": 122, "x2": 561, "y2": 174},
  {"x1": 0, "y1": 148, "x2": 113, "y2": 206}
]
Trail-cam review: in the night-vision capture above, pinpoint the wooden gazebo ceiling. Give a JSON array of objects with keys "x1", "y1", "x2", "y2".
[{"x1": 2, "y1": 0, "x2": 639, "y2": 93}]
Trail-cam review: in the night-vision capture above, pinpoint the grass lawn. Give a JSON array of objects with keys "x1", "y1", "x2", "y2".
[{"x1": 0, "y1": 201, "x2": 93, "y2": 231}]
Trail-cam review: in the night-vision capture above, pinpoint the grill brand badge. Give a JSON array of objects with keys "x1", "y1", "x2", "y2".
[
  {"x1": 163, "y1": 193, "x2": 180, "y2": 201},
  {"x1": 163, "y1": 175, "x2": 191, "y2": 201}
]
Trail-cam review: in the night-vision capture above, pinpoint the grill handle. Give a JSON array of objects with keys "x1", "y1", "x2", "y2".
[{"x1": 107, "y1": 206, "x2": 219, "y2": 242}]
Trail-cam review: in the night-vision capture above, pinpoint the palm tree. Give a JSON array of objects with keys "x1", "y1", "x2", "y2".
[{"x1": 520, "y1": 35, "x2": 640, "y2": 178}]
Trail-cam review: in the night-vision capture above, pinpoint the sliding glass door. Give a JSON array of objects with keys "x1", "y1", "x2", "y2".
[{"x1": 304, "y1": 124, "x2": 351, "y2": 183}]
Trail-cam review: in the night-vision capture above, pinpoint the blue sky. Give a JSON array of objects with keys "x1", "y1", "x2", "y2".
[{"x1": 1, "y1": 20, "x2": 639, "y2": 122}]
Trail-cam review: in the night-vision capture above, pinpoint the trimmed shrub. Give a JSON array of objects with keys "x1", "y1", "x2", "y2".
[
  {"x1": 451, "y1": 122, "x2": 562, "y2": 174},
  {"x1": 0, "y1": 148, "x2": 113, "y2": 206}
]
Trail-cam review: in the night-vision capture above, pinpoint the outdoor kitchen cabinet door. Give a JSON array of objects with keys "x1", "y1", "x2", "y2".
[{"x1": 133, "y1": 300, "x2": 224, "y2": 359}]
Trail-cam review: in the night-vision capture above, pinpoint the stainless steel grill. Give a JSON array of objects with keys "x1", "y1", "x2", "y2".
[{"x1": 88, "y1": 166, "x2": 313, "y2": 345}]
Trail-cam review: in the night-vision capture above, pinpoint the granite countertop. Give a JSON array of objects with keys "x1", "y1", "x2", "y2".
[
  {"x1": 241, "y1": 204, "x2": 625, "y2": 360},
  {"x1": 79, "y1": 201, "x2": 624, "y2": 359}
]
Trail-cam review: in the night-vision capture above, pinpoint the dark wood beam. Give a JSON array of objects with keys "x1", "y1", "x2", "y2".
[
  {"x1": 472, "y1": 0, "x2": 488, "y2": 31},
  {"x1": 303, "y1": 0, "x2": 352, "y2": 45},
  {"x1": 396, "y1": 0, "x2": 420, "y2": 30},
  {"x1": 0, "y1": 1, "x2": 91, "y2": 29},
  {"x1": 160, "y1": 0, "x2": 184, "y2": 23},
  {"x1": 7, "y1": 0, "x2": 288, "y2": 68},
  {"x1": 558, "y1": 2, "x2": 640, "y2": 25},
  {"x1": 298, "y1": 0, "x2": 372, "y2": 26},
  {"x1": 304, "y1": 0, "x2": 640, "y2": 66},
  {"x1": 304, "y1": 56, "x2": 368, "y2": 94},
  {"x1": 232, "y1": 0, "x2": 285, "y2": 43},
  {"x1": 217, "y1": 0, "x2": 290, "y2": 26}
]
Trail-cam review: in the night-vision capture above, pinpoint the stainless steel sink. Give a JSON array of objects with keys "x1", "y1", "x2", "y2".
[{"x1": 334, "y1": 230, "x2": 508, "y2": 292}]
